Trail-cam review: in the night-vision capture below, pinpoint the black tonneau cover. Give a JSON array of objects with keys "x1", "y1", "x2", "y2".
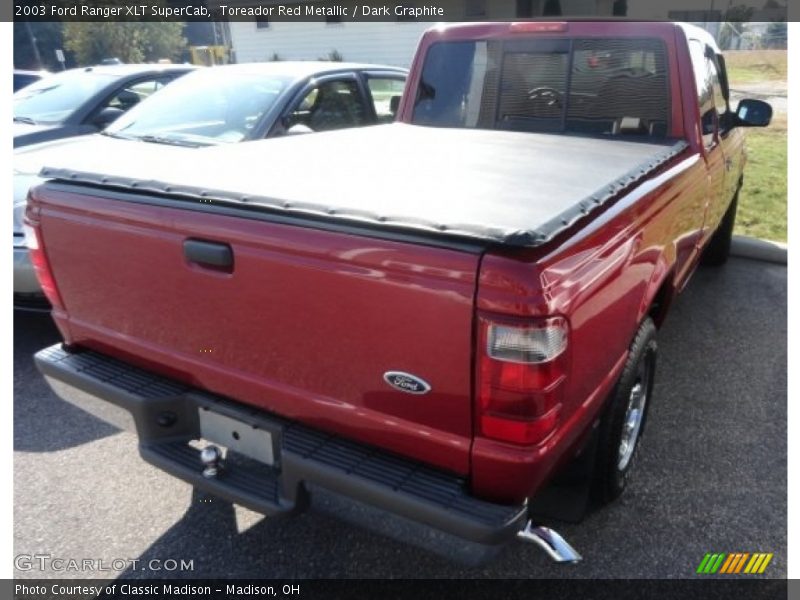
[{"x1": 40, "y1": 124, "x2": 687, "y2": 248}]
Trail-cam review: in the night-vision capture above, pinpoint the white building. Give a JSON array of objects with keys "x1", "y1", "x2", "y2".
[
  {"x1": 229, "y1": 21, "x2": 434, "y2": 66},
  {"x1": 222, "y1": 0, "x2": 616, "y2": 67}
]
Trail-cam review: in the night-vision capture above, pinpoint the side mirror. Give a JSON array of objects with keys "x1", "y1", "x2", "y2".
[
  {"x1": 92, "y1": 106, "x2": 125, "y2": 129},
  {"x1": 733, "y1": 99, "x2": 772, "y2": 128}
]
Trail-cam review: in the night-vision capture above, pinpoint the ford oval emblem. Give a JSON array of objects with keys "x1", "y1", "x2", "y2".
[{"x1": 383, "y1": 371, "x2": 431, "y2": 395}]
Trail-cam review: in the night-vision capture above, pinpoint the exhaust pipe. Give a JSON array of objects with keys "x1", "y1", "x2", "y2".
[{"x1": 517, "y1": 521, "x2": 582, "y2": 563}]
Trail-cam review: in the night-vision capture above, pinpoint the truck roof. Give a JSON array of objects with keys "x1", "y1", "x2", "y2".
[
  {"x1": 40, "y1": 124, "x2": 686, "y2": 248},
  {"x1": 423, "y1": 20, "x2": 721, "y2": 53}
]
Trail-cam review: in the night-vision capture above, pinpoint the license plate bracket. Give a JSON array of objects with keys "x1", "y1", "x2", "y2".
[{"x1": 198, "y1": 406, "x2": 278, "y2": 467}]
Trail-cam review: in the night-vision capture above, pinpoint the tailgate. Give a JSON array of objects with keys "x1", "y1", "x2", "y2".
[{"x1": 34, "y1": 185, "x2": 481, "y2": 474}]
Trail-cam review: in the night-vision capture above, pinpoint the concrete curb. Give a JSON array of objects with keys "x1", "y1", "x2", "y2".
[{"x1": 731, "y1": 235, "x2": 787, "y2": 265}]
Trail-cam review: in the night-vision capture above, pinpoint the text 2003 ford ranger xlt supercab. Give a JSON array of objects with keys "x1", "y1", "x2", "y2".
[{"x1": 30, "y1": 22, "x2": 771, "y2": 562}]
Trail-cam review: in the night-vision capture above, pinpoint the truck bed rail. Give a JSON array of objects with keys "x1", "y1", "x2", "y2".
[{"x1": 38, "y1": 125, "x2": 689, "y2": 248}]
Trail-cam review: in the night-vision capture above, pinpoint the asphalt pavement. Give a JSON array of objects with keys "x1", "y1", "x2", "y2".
[{"x1": 13, "y1": 257, "x2": 787, "y2": 579}]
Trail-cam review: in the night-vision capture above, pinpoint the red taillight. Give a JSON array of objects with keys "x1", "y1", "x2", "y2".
[
  {"x1": 509, "y1": 21, "x2": 568, "y2": 33},
  {"x1": 23, "y1": 218, "x2": 64, "y2": 310},
  {"x1": 476, "y1": 315, "x2": 568, "y2": 445}
]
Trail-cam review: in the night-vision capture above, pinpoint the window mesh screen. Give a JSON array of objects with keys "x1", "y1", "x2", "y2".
[
  {"x1": 498, "y1": 52, "x2": 569, "y2": 121},
  {"x1": 413, "y1": 37, "x2": 670, "y2": 137},
  {"x1": 566, "y1": 38, "x2": 669, "y2": 135}
]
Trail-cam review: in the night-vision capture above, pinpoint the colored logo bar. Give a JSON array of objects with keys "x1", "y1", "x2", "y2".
[{"x1": 696, "y1": 553, "x2": 773, "y2": 574}]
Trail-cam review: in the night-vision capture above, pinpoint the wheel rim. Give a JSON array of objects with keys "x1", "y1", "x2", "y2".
[{"x1": 617, "y1": 350, "x2": 653, "y2": 471}]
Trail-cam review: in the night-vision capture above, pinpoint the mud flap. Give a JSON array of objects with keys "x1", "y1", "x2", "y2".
[{"x1": 527, "y1": 425, "x2": 600, "y2": 524}]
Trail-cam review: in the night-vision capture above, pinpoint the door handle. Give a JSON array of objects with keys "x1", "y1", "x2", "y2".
[{"x1": 184, "y1": 239, "x2": 233, "y2": 270}]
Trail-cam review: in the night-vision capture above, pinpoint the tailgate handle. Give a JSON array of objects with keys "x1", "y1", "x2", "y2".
[{"x1": 184, "y1": 239, "x2": 233, "y2": 270}]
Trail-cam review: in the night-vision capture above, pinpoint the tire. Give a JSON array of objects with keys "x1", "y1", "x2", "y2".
[
  {"x1": 592, "y1": 317, "x2": 657, "y2": 505},
  {"x1": 701, "y1": 190, "x2": 739, "y2": 267}
]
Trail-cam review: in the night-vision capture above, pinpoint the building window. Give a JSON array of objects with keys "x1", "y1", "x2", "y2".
[
  {"x1": 256, "y1": 16, "x2": 269, "y2": 29},
  {"x1": 465, "y1": 0, "x2": 486, "y2": 17}
]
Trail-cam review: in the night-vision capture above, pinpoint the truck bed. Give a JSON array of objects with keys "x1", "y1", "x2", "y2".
[{"x1": 40, "y1": 124, "x2": 687, "y2": 248}]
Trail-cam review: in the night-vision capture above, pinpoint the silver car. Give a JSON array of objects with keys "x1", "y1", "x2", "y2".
[
  {"x1": 14, "y1": 61, "x2": 407, "y2": 309},
  {"x1": 14, "y1": 64, "x2": 196, "y2": 148}
]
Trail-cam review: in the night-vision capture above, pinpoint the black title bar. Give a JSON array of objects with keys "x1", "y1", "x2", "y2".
[
  {"x1": 8, "y1": 0, "x2": 794, "y2": 22},
  {"x1": 5, "y1": 578, "x2": 792, "y2": 600}
]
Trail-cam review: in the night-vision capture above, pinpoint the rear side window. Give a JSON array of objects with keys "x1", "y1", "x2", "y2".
[
  {"x1": 689, "y1": 39, "x2": 724, "y2": 144},
  {"x1": 412, "y1": 37, "x2": 670, "y2": 138},
  {"x1": 105, "y1": 78, "x2": 168, "y2": 111},
  {"x1": 287, "y1": 80, "x2": 368, "y2": 132},
  {"x1": 412, "y1": 41, "x2": 481, "y2": 127},
  {"x1": 366, "y1": 77, "x2": 406, "y2": 123}
]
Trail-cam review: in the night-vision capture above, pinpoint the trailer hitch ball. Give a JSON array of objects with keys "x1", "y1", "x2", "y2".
[{"x1": 200, "y1": 445, "x2": 223, "y2": 478}]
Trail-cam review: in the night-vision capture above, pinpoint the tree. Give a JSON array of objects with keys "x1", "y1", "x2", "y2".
[
  {"x1": 14, "y1": 21, "x2": 66, "y2": 70},
  {"x1": 765, "y1": 21, "x2": 787, "y2": 48},
  {"x1": 64, "y1": 22, "x2": 186, "y2": 66},
  {"x1": 725, "y1": 4, "x2": 756, "y2": 20},
  {"x1": 717, "y1": 5, "x2": 755, "y2": 50}
]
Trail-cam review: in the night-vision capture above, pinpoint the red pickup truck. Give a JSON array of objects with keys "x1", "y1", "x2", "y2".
[{"x1": 30, "y1": 21, "x2": 771, "y2": 563}]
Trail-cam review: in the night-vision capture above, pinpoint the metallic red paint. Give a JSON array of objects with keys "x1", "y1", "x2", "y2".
[{"x1": 31, "y1": 187, "x2": 478, "y2": 475}]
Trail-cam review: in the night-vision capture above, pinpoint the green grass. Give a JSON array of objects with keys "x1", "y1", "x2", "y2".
[
  {"x1": 723, "y1": 50, "x2": 787, "y2": 84},
  {"x1": 723, "y1": 49, "x2": 787, "y2": 242},
  {"x1": 735, "y1": 125, "x2": 787, "y2": 242}
]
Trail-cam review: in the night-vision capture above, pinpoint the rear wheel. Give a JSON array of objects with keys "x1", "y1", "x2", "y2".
[
  {"x1": 701, "y1": 190, "x2": 739, "y2": 267},
  {"x1": 592, "y1": 317, "x2": 657, "y2": 504}
]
